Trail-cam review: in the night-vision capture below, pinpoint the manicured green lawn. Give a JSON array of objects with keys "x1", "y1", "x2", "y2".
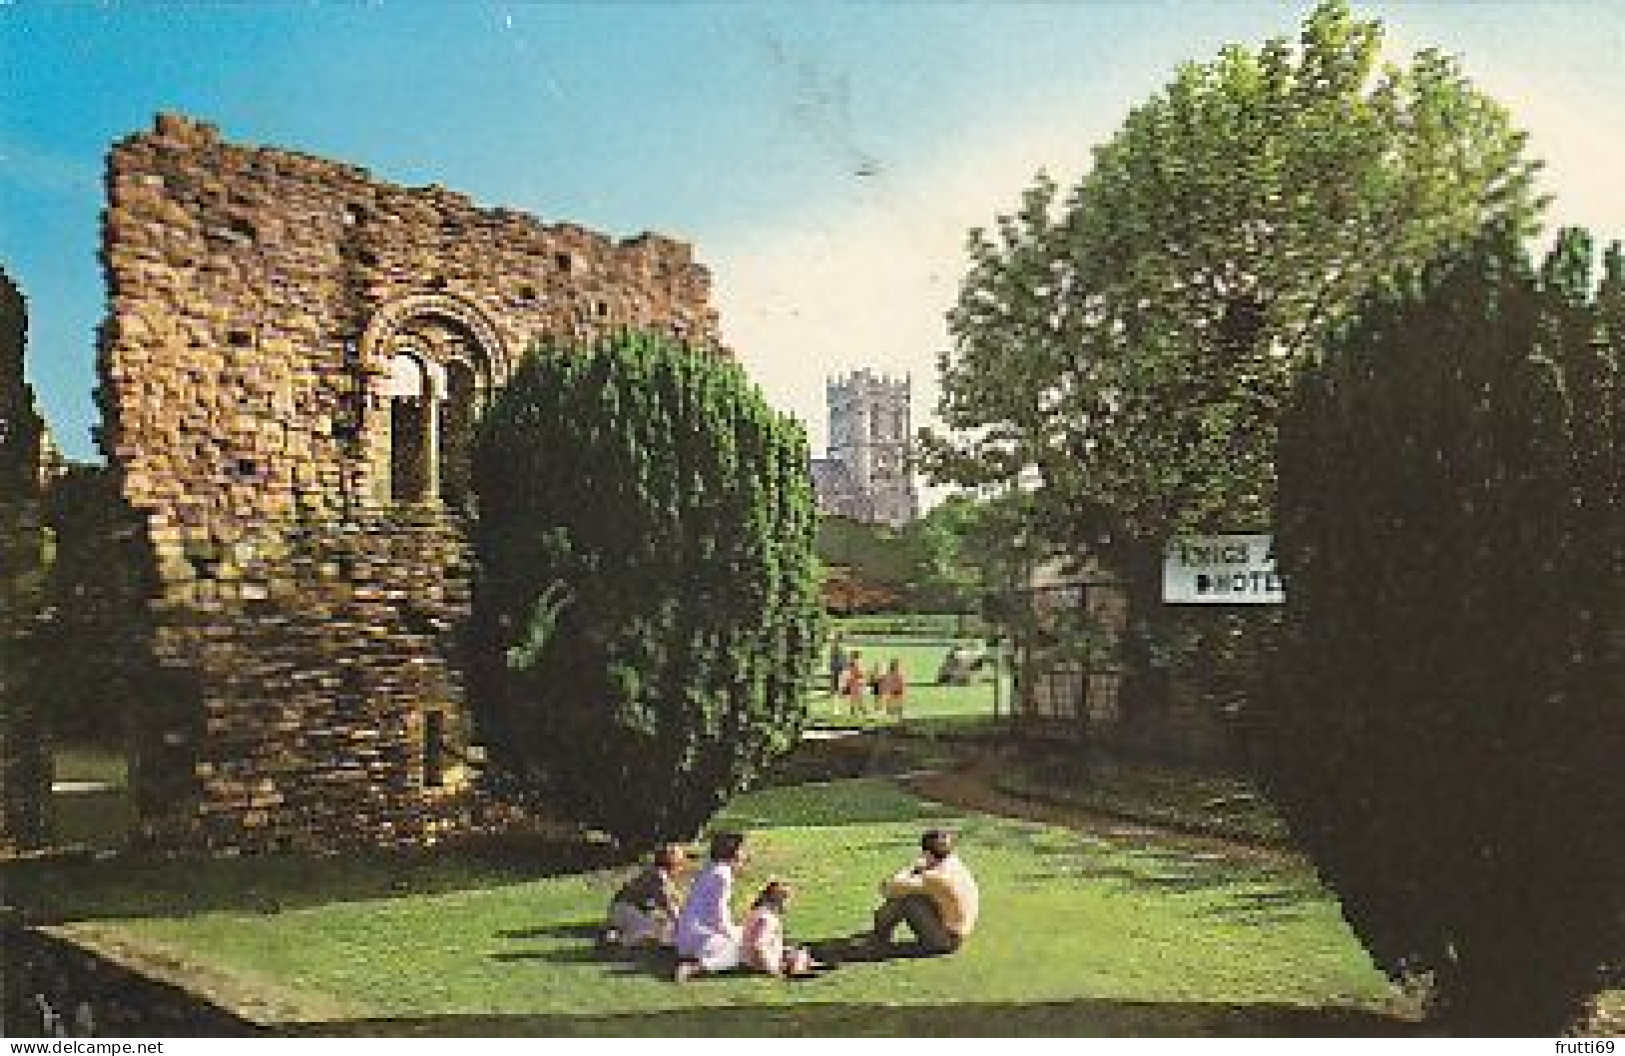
[
  {"x1": 808, "y1": 635, "x2": 1012, "y2": 728},
  {"x1": 41, "y1": 776, "x2": 1410, "y2": 1036},
  {"x1": 49, "y1": 742, "x2": 132, "y2": 852}
]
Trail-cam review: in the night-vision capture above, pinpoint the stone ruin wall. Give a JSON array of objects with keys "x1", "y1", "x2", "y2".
[{"x1": 99, "y1": 113, "x2": 722, "y2": 851}]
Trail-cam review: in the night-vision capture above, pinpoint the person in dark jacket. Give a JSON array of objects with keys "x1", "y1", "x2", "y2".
[{"x1": 603, "y1": 843, "x2": 689, "y2": 949}]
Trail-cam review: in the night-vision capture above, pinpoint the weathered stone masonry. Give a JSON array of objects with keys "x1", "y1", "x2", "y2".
[{"x1": 98, "y1": 113, "x2": 722, "y2": 851}]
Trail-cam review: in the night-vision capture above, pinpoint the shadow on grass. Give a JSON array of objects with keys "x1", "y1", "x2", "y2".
[
  {"x1": 1202, "y1": 885, "x2": 1324, "y2": 926},
  {"x1": 758, "y1": 734, "x2": 956, "y2": 789},
  {"x1": 0, "y1": 835, "x2": 624, "y2": 925},
  {"x1": 713, "y1": 778, "x2": 964, "y2": 830},
  {"x1": 491, "y1": 938, "x2": 681, "y2": 979},
  {"x1": 1006, "y1": 836, "x2": 1326, "y2": 925},
  {"x1": 282, "y1": 997, "x2": 1422, "y2": 1037},
  {"x1": 495, "y1": 923, "x2": 602, "y2": 941}
]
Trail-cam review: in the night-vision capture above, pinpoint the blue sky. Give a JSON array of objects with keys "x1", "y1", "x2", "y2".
[{"x1": 5, "y1": 1, "x2": 1625, "y2": 462}]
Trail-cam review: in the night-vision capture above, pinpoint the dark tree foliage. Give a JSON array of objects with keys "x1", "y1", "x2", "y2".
[
  {"x1": 925, "y1": 2, "x2": 1544, "y2": 756},
  {"x1": 0, "y1": 267, "x2": 50, "y2": 849},
  {"x1": 34, "y1": 465, "x2": 162, "y2": 745},
  {"x1": 1267, "y1": 228, "x2": 1623, "y2": 1033},
  {"x1": 470, "y1": 332, "x2": 822, "y2": 846}
]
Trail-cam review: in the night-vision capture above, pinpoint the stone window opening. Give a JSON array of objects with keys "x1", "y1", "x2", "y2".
[
  {"x1": 422, "y1": 709, "x2": 447, "y2": 789},
  {"x1": 438, "y1": 357, "x2": 480, "y2": 512},
  {"x1": 386, "y1": 350, "x2": 434, "y2": 504},
  {"x1": 382, "y1": 337, "x2": 490, "y2": 509},
  {"x1": 365, "y1": 298, "x2": 502, "y2": 511},
  {"x1": 337, "y1": 667, "x2": 366, "y2": 719}
]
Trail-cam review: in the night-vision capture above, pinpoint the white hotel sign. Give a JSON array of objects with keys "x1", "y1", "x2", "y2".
[{"x1": 1163, "y1": 534, "x2": 1285, "y2": 605}]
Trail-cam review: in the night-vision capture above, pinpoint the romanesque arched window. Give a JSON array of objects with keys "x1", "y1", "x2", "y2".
[{"x1": 361, "y1": 294, "x2": 508, "y2": 511}]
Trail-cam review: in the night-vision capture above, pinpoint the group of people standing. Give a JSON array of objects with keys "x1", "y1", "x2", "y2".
[
  {"x1": 828, "y1": 636, "x2": 907, "y2": 720},
  {"x1": 602, "y1": 828, "x2": 979, "y2": 981}
]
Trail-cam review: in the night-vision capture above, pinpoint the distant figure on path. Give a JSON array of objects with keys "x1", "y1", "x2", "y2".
[
  {"x1": 827, "y1": 635, "x2": 848, "y2": 695},
  {"x1": 843, "y1": 652, "x2": 868, "y2": 718},
  {"x1": 602, "y1": 842, "x2": 688, "y2": 950},
  {"x1": 879, "y1": 658, "x2": 906, "y2": 719},
  {"x1": 741, "y1": 880, "x2": 822, "y2": 977},
  {"x1": 674, "y1": 831, "x2": 749, "y2": 981},
  {"x1": 871, "y1": 829, "x2": 979, "y2": 955}
]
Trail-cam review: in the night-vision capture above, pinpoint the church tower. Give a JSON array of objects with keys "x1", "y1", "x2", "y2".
[{"x1": 812, "y1": 370, "x2": 918, "y2": 527}]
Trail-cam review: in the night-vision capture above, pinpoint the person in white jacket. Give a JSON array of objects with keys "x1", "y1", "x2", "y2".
[{"x1": 673, "y1": 831, "x2": 748, "y2": 981}]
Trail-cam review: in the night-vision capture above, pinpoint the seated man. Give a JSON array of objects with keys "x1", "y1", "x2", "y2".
[{"x1": 871, "y1": 829, "x2": 979, "y2": 955}]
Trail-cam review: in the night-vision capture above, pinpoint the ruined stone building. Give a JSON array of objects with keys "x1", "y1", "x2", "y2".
[
  {"x1": 810, "y1": 370, "x2": 918, "y2": 527},
  {"x1": 94, "y1": 113, "x2": 723, "y2": 851}
]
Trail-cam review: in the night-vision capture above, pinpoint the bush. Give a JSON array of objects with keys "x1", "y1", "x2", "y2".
[
  {"x1": 0, "y1": 267, "x2": 50, "y2": 850},
  {"x1": 1266, "y1": 229, "x2": 1623, "y2": 1033},
  {"x1": 469, "y1": 332, "x2": 823, "y2": 845},
  {"x1": 34, "y1": 465, "x2": 160, "y2": 746}
]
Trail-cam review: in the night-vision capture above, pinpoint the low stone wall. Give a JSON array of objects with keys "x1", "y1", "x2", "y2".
[{"x1": 0, "y1": 926, "x2": 260, "y2": 1038}]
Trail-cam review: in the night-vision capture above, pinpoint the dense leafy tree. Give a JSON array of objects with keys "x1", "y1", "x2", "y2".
[
  {"x1": 815, "y1": 515, "x2": 913, "y2": 613},
  {"x1": 0, "y1": 267, "x2": 49, "y2": 849},
  {"x1": 815, "y1": 495, "x2": 1036, "y2": 617},
  {"x1": 927, "y1": 0, "x2": 1543, "y2": 547},
  {"x1": 32, "y1": 465, "x2": 161, "y2": 746},
  {"x1": 1267, "y1": 228, "x2": 1622, "y2": 1033},
  {"x1": 470, "y1": 333, "x2": 822, "y2": 845},
  {"x1": 925, "y1": 0, "x2": 1546, "y2": 755},
  {"x1": 901, "y1": 495, "x2": 1001, "y2": 615}
]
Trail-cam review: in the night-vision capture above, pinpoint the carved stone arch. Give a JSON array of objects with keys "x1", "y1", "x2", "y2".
[
  {"x1": 358, "y1": 292, "x2": 511, "y2": 382},
  {"x1": 359, "y1": 293, "x2": 509, "y2": 508}
]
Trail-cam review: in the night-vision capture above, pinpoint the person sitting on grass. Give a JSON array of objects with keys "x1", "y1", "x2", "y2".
[
  {"x1": 673, "y1": 831, "x2": 749, "y2": 982},
  {"x1": 602, "y1": 842, "x2": 688, "y2": 951},
  {"x1": 870, "y1": 829, "x2": 979, "y2": 956},
  {"x1": 741, "y1": 880, "x2": 825, "y2": 978}
]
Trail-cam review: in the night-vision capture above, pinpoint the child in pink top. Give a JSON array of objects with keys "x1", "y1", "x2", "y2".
[{"x1": 741, "y1": 881, "x2": 819, "y2": 977}]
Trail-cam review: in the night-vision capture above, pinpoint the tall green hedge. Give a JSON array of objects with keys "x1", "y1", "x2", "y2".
[
  {"x1": 1267, "y1": 228, "x2": 1623, "y2": 1033},
  {"x1": 470, "y1": 332, "x2": 822, "y2": 845},
  {"x1": 0, "y1": 267, "x2": 50, "y2": 850}
]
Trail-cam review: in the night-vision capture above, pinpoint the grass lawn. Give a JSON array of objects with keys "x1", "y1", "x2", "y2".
[
  {"x1": 808, "y1": 635, "x2": 1012, "y2": 730},
  {"x1": 49, "y1": 742, "x2": 132, "y2": 852},
  {"x1": 23, "y1": 775, "x2": 1413, "y2": 1037}
]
